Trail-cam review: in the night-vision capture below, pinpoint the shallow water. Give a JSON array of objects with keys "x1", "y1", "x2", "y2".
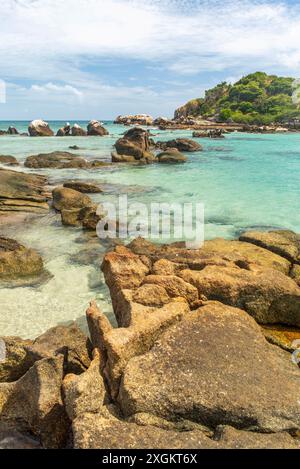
[{"x1": 0, "y1": 121, "x2": 299, "y2": 338}]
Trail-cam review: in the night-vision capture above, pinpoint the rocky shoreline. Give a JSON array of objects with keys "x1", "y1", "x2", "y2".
[
  {"x1": 0, "y1": 120, "x2": 300, "y2": 449},
  {"x1": 0, "y1": 228, "x2": 300, "y2": 449}
]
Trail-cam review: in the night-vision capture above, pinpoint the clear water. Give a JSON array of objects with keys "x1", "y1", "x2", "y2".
[{"x1": 0, "y1": 121, "x2": 299, "y2": 338}]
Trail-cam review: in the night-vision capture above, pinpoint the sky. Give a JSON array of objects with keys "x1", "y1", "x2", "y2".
[{"x1": 1, "y1": 0, "x2": 300, "y2": 120}]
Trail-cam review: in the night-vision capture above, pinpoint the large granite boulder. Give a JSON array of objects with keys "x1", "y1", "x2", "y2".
[
  {"x1": 114, "y1": 127, "x2": 155, "y2": 163},
  {"x1": 119, "y1": 302, "x2": 300, "y2": 433},
  {"x1": 56, "y1": 123, "x2": 71, "y2": 137},
  {"x1": 28, "y1": 120, "x2": 54, "y2": 137},
  {"x1": 0, "y1": 237, "x2": 45, "y2": 281},
  {"x1": 0, "y1": 356, "x2": 69, "y2": 448},
  {"x1": 87, "y1": 120, "x2": 109, "y2": 136},
  {"x1": 52, "y1": 186, "x2": 92, "y2": 211},
  {"x1": 71, "y1": 124, "x2": 87, "y2": 136},
  {"x1": 0, "y1": 168, "x2": 49, "y2": 213},
  {"x1": 240, "y1": 230, "x2": 300, "y2": 263}
]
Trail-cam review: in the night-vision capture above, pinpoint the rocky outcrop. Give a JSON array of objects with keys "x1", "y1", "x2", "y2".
[
  {"x1": 0, "y1": 356, "x2": 69, "y2": 448},
  {"x1": 24, "y1": 151, "x2": 89, "y2": 169},
  {"x1": 0, "y1": 323, "x2": 92, "y2": 383},
  {"x1": 157, "y1": 138, "x2": 203, "y2": 152},
  {"x1": 0, "y1": 155, "x2": 19, "y2": 166},
  {"x1": 56, "y1": 123, "x2": 71, "y2": 137},
  {"x1": 114, "y1": 114, "x2": 154, "y2": 126},
  {"x1": 71, "y1": 124, "x2": 87, "y2": 136},
  {"x1": 52, "y1": 186, "x2": 92, "y2": 211},
  {"x1": 0, "y1": 168, "x2": 49, "y2": 213},
  {"x1": 63, "y1": 181, "x2": 103, "y2": 193},
  {"x1": 113, "y1": 127, "x2": 155, "y2": 164},
  {"x1": 28, "y1": 120, "x2": 54, "y2": 137},
  {"x1": 1, "y1": 230, "x2": 300, "y2": 448},
  {"x1": 157, "y1": 149, "x2": 187, "y2": 163},
  {"x1": 193, "y1": 129, "x2": 225, "y2": 138},
  {"x1": 87, "y1": 120, "x2": 109, "y2": 136},
  {"x1": 7, "y1": 127, "x2": 18, "y2": 135},
  {"x1": 119, "y1": 302, "x2": 300, "y2": 433},
  {"x1": 0, "y1": 237, "x2": 45, "y2": 283},
  {"x1": 239, "y1": 230, "x2": 300, "y2": 263}
]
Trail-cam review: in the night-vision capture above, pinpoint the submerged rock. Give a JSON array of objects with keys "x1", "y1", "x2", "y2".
[
  {"x1": 158, "y1": 138, "x2": 202, "y2": 152},
  {"x1": 87, "y1": 120, "x2": 109, "y2": 136},
  {"x1": 157, "y1": 149, "x2": 187, "y2": 163},
  {"x1": 28, "y1": 120, "x2": 54, "y2": 137},
  {"x1": 24, "y1": 151, "x2": 89, "y2": 169},
  {"x1": 0, "y1": 155, "x2": 19, "y2": 166}
]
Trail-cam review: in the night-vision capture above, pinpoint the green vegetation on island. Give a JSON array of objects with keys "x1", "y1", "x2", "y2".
[{"x1": 175, "y1": 72, "x2": 300, "y2": 125}]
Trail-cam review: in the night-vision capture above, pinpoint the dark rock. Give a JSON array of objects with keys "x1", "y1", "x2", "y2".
[
  {"x1": 71, "y1": 124, "x2": 87, "y2": 137},
  {"x1": 87, "y1": 120, "x2": 109, "y2": 136},
  {"x1": 28, "y1": 120, "x2": 54, "y2": 137}
]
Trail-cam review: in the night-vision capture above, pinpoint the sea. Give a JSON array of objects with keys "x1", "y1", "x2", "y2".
[{"x1": 0, "y1": 120, "x2": 299, "y2": 338}]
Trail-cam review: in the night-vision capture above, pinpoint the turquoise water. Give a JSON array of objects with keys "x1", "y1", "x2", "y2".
[{"x1": 0, "y1": 121, "x2": 299, "y2": 338}]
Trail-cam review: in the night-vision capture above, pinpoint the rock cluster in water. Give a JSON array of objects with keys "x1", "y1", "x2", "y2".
[{"x1": 0, "y1": 231, "x2": 300, "y2": 448}]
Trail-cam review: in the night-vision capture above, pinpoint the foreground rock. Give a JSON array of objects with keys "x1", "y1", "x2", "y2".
[
  {"x1": 28, "y1": 120, "x2": 54, "y2": 137},
  {"x1": 0, "y1": 168, "x2": 49, "y2": 213},
  {"x1": 0, "y1": 356, "x2": 69, "y2": 448},
  {"x1": 0, "y1": 323, "x2": 92, "y2": 383},
  {"x1": 240, "y1": 230, "x2": 300, "y2": 263},
  {"x1": 52, "y1": 186, "x2": 92, "y2": 211},
  {"x1": 0, "y1": 155, "x2": 19, "y2": 166},
  {"x1": 119, "y1": 302, "x2": 300, "y2": 432},
  {"x1": 113, "y1": 127, "x2": 155, "y2": 163},
  {"x1": 0, "y1": 237, "x2": 45, "y2": 283},
  {"x1": 87, "y1": 120, "x2": 109, "y2": 136}
]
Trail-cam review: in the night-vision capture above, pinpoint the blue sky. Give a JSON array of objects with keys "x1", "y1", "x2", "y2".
[{"x1": 0, "y1": 0, "x2": 300, "y2": 120}]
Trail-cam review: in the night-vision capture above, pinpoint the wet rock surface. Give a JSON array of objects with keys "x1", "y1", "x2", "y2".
[
  {"x1": 0, "y1": 237, "x2": 45, "y2": 281},
  {"x1": 0, "y1": 168, "x2": 49, "y2": 213}
]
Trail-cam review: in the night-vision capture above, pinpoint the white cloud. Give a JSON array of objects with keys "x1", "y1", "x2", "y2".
[{"x1": 1, "y1": 0, "x2": 300, "y2": 117}]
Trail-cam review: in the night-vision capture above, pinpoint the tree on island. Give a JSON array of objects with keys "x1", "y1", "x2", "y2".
[{"x1": 175, "y1": 72, "x2": 300, "y2": 125}]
